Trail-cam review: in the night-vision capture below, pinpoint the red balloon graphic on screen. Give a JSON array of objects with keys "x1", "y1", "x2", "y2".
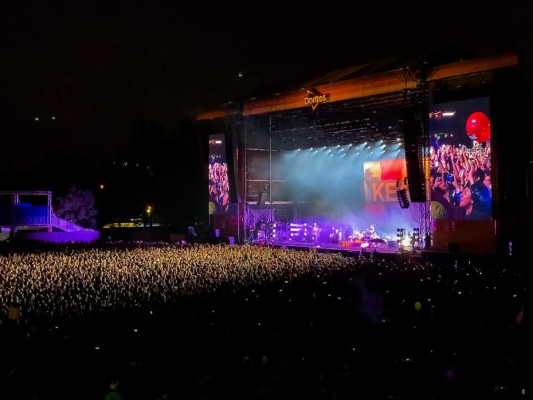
[{"x1": 466, "y1": 112, "x2": 491, "y2": 142}]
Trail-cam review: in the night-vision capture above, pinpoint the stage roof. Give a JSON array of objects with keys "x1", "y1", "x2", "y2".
[{"x1": 197, "y1": 47, "x2": 519, "y2": 122}]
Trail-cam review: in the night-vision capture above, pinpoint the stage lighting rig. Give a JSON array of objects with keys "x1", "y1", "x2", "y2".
[{"x1": 397, "y1": 228, "x2": 406, "y2": 251}]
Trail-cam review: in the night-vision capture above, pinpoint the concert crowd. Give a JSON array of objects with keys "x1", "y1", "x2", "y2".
[
  {"x1": 429, "y1": 141, "x2": 492, "y2": 220},
  {"x1": 0, "y1": 241, "x2": 529, "y2": 400}
]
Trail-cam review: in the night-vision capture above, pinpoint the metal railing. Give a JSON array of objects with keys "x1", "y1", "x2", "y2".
[{"x1": 51, "y1": 215, "x2": 91, "y2": 232}]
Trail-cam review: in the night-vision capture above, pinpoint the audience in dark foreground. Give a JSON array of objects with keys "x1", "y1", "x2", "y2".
[{"x1": 0, "y1": 241, "x2": 530, "y2": 400}]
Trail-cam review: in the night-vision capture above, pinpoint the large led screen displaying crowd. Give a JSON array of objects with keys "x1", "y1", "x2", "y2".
[
  {"x1": 208, "y1": 134, "x2": 231, "y2": 215},
  {"x1": 429, "y1": 97, "x2": 492, "y2": 220}
]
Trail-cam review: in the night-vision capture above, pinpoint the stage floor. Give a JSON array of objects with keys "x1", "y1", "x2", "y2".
[{"x1": 258, "y1": 238, "x2": 419, "y2": 256}]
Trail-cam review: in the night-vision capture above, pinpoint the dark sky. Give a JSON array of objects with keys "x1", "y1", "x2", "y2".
[{"x1": 2, "y1": 0, "x2": 532, "y2": 169}]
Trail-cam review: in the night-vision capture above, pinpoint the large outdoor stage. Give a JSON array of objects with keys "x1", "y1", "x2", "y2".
[{"x1": 201, "y1": 51, "x2": 526, "y2": 256}]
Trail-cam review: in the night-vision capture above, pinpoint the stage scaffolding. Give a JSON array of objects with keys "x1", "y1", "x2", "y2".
[
  {"x1": 240, "y1": 83, "x2": 431, "y2": 244},
  {"x1": 199, "y1": 51, "x2": 523, "y2": 255}
]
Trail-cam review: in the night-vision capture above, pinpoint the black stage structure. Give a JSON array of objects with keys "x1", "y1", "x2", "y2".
[{"x1": 199, "y1": 49, "x2": 530, "y2": 257}]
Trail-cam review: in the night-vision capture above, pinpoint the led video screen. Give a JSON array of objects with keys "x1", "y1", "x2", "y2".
[
  {"x1": 208, "y1": 134, "x2": 230, "y2": 214},
  {"x1": 429, "y1": 97, "x2": 492, "y2": 220}
]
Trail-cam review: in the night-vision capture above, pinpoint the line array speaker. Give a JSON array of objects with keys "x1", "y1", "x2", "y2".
[{"x1": 401, "y1": 106, "x2": 426, "y2": 202}]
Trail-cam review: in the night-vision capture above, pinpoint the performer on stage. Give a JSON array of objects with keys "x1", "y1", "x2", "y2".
[
  {"x1": 343, "y1": 223, "x2": 353, "y2": 241},
  {"x1": 362, "y1": 224, "x2": 378, "y2": 241}
]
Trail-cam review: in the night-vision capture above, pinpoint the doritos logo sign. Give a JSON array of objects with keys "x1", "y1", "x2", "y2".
[{"x1": 304, "y1": 89, "x2": 329, "y2": 110}]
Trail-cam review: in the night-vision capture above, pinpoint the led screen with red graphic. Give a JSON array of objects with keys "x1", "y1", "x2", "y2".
[{"x1": 363, "y1": 159, "x2": 407, "y2": 204}]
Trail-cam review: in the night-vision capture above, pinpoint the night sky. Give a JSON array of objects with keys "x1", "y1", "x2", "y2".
[{"x1": 1, "y1": 0, "x2": 532, "y2": 170}]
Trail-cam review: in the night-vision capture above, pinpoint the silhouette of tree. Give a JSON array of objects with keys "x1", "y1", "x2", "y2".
[{"x1": 54, "y1": 186, "x2": 97, "y2": 229}]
